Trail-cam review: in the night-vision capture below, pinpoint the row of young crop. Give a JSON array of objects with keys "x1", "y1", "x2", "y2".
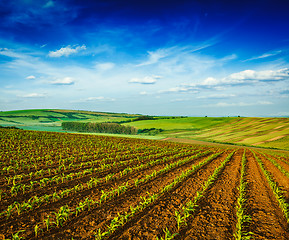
[
  {"x1": 234, "y1": 150, "x2": 253, "y2": 240},
  {"x1": 0, "y1": 140, "x2": 176, "y2": 176},
  {"x1": 257, "y1": 151, "x2": 289, "y2": 178},
  {"x1": 3, "y1": 149, "x2": 215, "y2": 239},
  {"x1": 0, "y1": 148, "x2": 206, "y2": 219},
  {"x1": 251, "y1": 151, "x2": 289, "y2": 223},
  {"x1": 0, "y1": 148, "x2": 152, "y2": 183},
  {"x1": 150, "y1": 150, "x2": 235, "y2": 240},
  {"x1": 1, "y1": 129, "x2": 190, "y2": 174},
  {"x1": 155, "y1": 149, "x2": 288, "y2": 240},
  {"x1": 93, "y1": 149, "x2": 286, "y2": 240},
  {"x1": 1, "y1": 147, "x2": 192, "y2": 201}
]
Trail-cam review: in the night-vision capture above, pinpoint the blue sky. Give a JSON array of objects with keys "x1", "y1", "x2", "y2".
[{"x1": 0, "y1": 0, "x2": 289, "y2": 116}]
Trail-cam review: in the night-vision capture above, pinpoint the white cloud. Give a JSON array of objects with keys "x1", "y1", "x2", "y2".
[
  {"x1": 0, "y1": 48, "x2": 23, "y2": 58},
  {"x1": 258, "y1": 101, "x2": 273, "y2": 105},
  {"x1": 223, "y1": 68, "x2": 289, "y2": 84},
  {"x1": 202, "y1": 77, "x2": 219, "y2": 85},
  {"x1": 129, "y1": 75, "x2": 161, "y2": 84},
  {"x1": 20, "y1": 93, "x2": 46, "y2": 98},
  {"x1": 95, "y1": 62, "x2": 115, "y2": 71},
  {"x1": 170, "y1": 98, "x2": 191, "y2": 102},
  {"x1": 197, "y1": 94, "x2": 236, "y2": 99},
  {"x1": 140, "y1": 91, "x2": 148, "y2": 95},
  {"x1": 73, "y1": 96, "x2": 115, "y2": 102},
  {"x1": 209, "y1": 101, "x2": 273, "y2": 107},
  {"x1": 159, "y1": 86, "x2": 198, "y2": 94},
  {"x1": 26, "y1": 75, "x2": 36, "y2": 80},
  {"x1": 48, "y1": 45, "x2": 86, "y2": 57},
  {"x1": 50, "y1": 77, "x2": 75, "y2": 85},
  {"x1": 184, "y1": 68, "x2": 289, "y2": 89}
]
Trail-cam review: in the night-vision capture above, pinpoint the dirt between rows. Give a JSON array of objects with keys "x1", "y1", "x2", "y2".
[
  {"x1": 1, "y1": 146, "x2": 289, "y2": 239},
  {"x1": 255, "y1": 152, "x2": 289, "y2": 205},
  {"x1": 245, "y1": 150, "x2": 289, "y2": 239},
  {"x1": 42, "y1": 150, "x2": 220, "y2": 239},
  {"x1": 176, "y1": 149, "x2": 242, "y2": 239},
  {"x1": 0, "y1": 149, "x2": 191, "y2": 211},
  {"x1": 109, "y1": 151, "x2": 232, "y2": 240},
  {"x1": 269, "y1": 153, "x2": 289, "y2": 174},
  {"x1": 0, "y1": 149, "x2": 212, "y2": 239}
]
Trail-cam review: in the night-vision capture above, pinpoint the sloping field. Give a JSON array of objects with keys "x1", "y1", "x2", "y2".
[
  {"x1": 126, "y1": 117, "x2": 289, "y2": 150},
  {"x1": 188, "y1": 117, "x2": 289, "y2": 149},
  {"x1": 0, "y1": 129, "x2": 288, "y2": 239},
  {"x1": 0, "y1": 109, "x2": 140, "y2": 131}
]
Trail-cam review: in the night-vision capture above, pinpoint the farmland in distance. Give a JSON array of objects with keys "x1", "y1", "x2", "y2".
[{"x1": 0, "y1": 128, "x2": 289, "y2": 239}]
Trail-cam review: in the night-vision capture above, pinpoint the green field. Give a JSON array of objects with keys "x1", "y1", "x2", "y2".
[
  {"x1": 0, "y1": 109, "x2": 140, "y2": 132},
  {"x1": 125, "y1": 117, "x2": 289, "y2": 150},
  {"x1": 1, "y1": 109, "x2": 289, "y2": 150}
]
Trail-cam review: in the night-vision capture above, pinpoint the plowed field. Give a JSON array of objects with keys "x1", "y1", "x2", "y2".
[{"x1": 0, "y1": 129, "x2": 288, "y2": 239}]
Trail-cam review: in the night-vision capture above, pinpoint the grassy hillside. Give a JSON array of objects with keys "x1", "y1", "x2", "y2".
[
  {"x1": 125, "y1": 117, "x2": 289, "y2": 150},
  {"x1": 1, "y1": 109, "x2": 288, "y2": 150},
  {"x1": 0, "y1": 109, "x2": 140, "y2": 131},
  {"x1": 124, "y1": 117, "x2": 233, "y2": 130}
]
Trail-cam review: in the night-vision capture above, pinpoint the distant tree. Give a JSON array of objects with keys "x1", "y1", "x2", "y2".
[{"x1": 62, "y1": 122, "x2": 137, "y2": 135}]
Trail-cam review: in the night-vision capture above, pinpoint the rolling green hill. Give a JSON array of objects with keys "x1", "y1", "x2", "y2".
[
  {"x1": 0, "y1": 109, "x2": 140, "y2": 131},
  {"x1": 124, "y1": 117, "x2": 289, "y2": 150},
  {"x1": 1, "y1": 109, "x2": 288, "y2": 150}
]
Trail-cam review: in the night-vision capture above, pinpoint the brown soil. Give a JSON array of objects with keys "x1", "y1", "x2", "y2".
[
  {"x1": 176, "y1": 149, "x2": 242, "y2": 239},
  {"x1": 109, "y1": 151, "x2": 233, "y2": 240},
  {"x1": 245, "y1": 150, "x2": 289, "y2": 239},
  {"x1": 255, "y1": 152, "x2": 289, "y2": 201},
  {"x1": 162, "y1": 137, "x2": 238, "y2": 148},
  {"x1": 44, "y1": 151, "x2": 219, "y2": 239},
  {"x1": 0, "y1": 149, "x2": 209, "y2": 239}
]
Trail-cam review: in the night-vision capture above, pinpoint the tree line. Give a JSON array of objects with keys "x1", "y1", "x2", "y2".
[{"x1": 62, "y1": 122, "x2": 138, "y2": 135}]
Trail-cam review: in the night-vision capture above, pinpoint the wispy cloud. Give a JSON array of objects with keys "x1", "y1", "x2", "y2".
[
  {"x1": 136, "y1": 49, "x2": 170, "y2": 66},
  {"x1": 243, "y1": 50, "x2": 282, "y2": 62},
  {"x1": 73, "y1": 96, "x2": 115, "y2": 102},
  {"x1": 209, "y1": 101, "x2": 273, "y2": 107},
  {"x1": 20, "y1": 93, "x2": 46, "y2": 98},
  {"x1": 136, "y1": 43, "x2": 219, "y2": 67},
  {"x1": 159, "y1": 87, "x2": 198, "y2": 94},
  {"x1": 95, "y1": 62, "x2": 115, "y2": 71},
  {"x1": 129, "y1": 75, "x2": 161, "y2": 84},
  {"x1": 0, "y1": 48, "x2": 23, "y2": 58},
  {"x1": 170, "y1": 98, "x2": 191, "y2": 102},
  {"x1": 48, "y1": 45, "x2": 86, "y2": 57},
  {"x1": 196, "y1": 94, "x2": 236, "y2": 99}
]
